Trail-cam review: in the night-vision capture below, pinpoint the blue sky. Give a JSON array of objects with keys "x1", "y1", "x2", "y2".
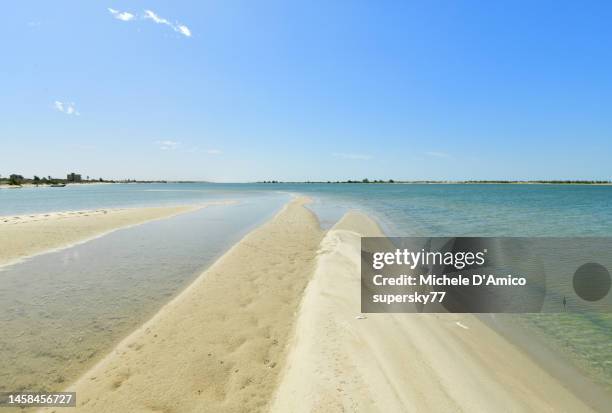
[{"x1": 2, "y1": 1, "x2": 612, "y2": 181}]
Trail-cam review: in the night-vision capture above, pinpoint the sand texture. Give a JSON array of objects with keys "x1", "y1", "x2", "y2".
[
  {"x1": 24, "y1": 204, "x2": 601, "y2": 412},
  {"x1": 46, "y1": 197, "x2": 322, "y2": 413},
  {"x1": 0, "y1": 205, "x2": 221, "y2": 267},
  {"x1": 270, "y1": 211, "x2": 595, "y2": 413}
]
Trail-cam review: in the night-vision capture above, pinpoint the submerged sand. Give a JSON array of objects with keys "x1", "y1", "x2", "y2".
[
  {"x1": 26, "y1": 200, "x2": 601, "y2": 412},
  {"x1": 52, "y1": 197, "x2": 323, "y2": 412},
  {"x1": 270, "y1": 211, "x2": 596, "y2": 412},
  {"x1": 0, "y1": 204, "x2": 225, "y2": 268}
]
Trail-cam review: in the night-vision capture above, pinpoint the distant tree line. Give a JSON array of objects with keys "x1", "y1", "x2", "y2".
[
  {"x1": 259, "y1": 179, "x2": 610, "y2": 185},
  {"x1": 0, "y1": 174, "x2": 169, "y2": 186},
  {"x1": 0, "y1": 174, "x2": 107, "y2": 186}
]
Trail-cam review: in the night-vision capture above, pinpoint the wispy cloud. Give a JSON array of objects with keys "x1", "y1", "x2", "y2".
[
  {"x1": 425, "y1": 151, "x2": 451, "y2": 158},
  {"x1": 143, "y1": 9, "x2": 168, "y2": 24},
  {"x1": 177, "y1": 25, "x2": 192, "y2": 37},
  {"x1": 206, "y1": 149, "x2": 222, "y2": 155},
  {"x1": 157, "y1": 140, "x2": 179, "y2": 150},
  {"x1": 333, "y1": 152, "x2": 372, "y2": 160},
  {"x1": 53, "y1": 101, "x2": 80, "y2": 116},
  {"x1": 143, "y1": 9, "x2": 192, "y2": 37},
  {"x1": 106, "y1": 8, "x2": 191, "y2": 37},
  {"x1": 108, "y1": 8, "x2": 135, "y2": 21}
]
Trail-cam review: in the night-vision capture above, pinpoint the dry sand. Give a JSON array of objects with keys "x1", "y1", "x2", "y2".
[
  {"x1": 270, "y1": 211, "x2": 596, "y2": 413},
  {"x1": 0, "y1": 204, "x2": 226, "y2": 267},
  {"x1": 44, "y1": 197, "x2": 322, "y2": 413},
  {"x1": 25, "y1": 202, "x2": 599, "y2": 412}
]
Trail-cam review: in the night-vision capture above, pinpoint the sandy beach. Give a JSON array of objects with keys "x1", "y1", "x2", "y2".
[
  {"x1": 271, "y1": 211, "x2": 596, "y2": 412},
  {"x1": 48, "y1": 197, "x2": 323, "y2": 412},
  {"x1": 0, "y1": 203, "x2": 230, "y2": 268},
  {"x1": 16, "y1": 198, "x2": 599, "y2": 412},
  {"x1": 7, "y1": 1, "x2": 611, "y2": 411}
]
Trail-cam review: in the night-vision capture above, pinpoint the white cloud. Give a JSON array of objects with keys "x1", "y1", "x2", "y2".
[
  {"x1": 108, "y1": 7, "x2": 135, "y2": 21},
  {"x1": 425, "y1": 151, "x2": 451, "y2": 158},
  {"x1": 53, "y1": 101, "x2": 80, "y2": 116},
  {"x1": 207, "y1": 149, "x2": 222, "y2": 155},
  {"x1": 157, "y1": 140, "x2": 179, "y2": 150},
  {"x1": 117, "y1": 12, "x2": 135, "y2": 21},
  {"x1": 177, "y1": 25, "x2": 192, "y2": 37},
  {"x1": 143, "y1": 9, "x2": 192, "y2": 37},
  {"x1": 107, "y1": 8, "x2": 191, "y2": 37},
  {"x1": 333, "y1": 152, "x2": 372, "y2": 160},
  {"x1": 144, "y1": 10, "x2": 168, "y2": 24}
]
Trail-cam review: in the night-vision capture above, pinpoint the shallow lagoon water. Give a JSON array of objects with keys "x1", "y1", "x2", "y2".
[
  {"x1": 3, "y1": 182, "x2": 611, "y2": 237},
  {"x1": 0, "y1": 193, "x2": 288, "y2": 391},
  {"x1": 1, "y1": 183, "x2": 611, "y2": 393},
  {"x1": 296, "y1": 184, "x2": 612, "y2": 392}
]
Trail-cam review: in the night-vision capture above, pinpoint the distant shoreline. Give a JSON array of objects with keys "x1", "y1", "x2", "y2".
[
  {"x1": 259, "y1": 180, "x2": 612, "y2": 185},
  {"x1": 259, "y1": 179, "x2": 612, "y2": 185},
  {"x1": 2, "y1": 180, "x2": 611, "y2": 189},
  {"x1": 0, "y1": 182, "x2": 115, "y2": 189}
]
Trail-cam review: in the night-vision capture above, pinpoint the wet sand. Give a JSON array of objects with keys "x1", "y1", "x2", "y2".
[
  {"x1": 22, "y1": 201, "x2": 604, "y2": 412},
  {"x1": 0, "y1": 203, "x2": 230, "y2": 268},
  {"x1": 51, "y1": 197, "x2": 323, "y2": 412},
  {"x1": 271, "y1": 211, "x2": 597, "y2": 412}
]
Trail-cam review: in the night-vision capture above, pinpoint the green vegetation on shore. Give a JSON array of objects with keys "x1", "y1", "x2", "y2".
[
  {"x1": 0, "y1": 174, "x2": 175, "y2": 187},
  {"x1": 3, "y1": 174, "x2": 609, "y2": 186}
]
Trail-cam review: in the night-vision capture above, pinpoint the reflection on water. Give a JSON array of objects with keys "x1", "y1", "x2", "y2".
[
  {"x1": 306, "y1": 187, "x2": 612, "y2": 393},
  {"x1": 517, "y1": 313, "x2": 612, "y2": 390},
  {"x1": 1, "y1": 183, "x2": 611, "y2": 396},
  {"x1": 0, "y1": 194, "x2": 287, "y2": 391}
]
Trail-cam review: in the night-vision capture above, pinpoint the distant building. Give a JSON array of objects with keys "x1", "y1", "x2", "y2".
[{"x1": 67, "y1": 172, "x2": 82, "y2": 182}]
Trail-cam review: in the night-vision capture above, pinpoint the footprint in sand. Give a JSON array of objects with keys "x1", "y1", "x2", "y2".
[{"x1": 111, "y1": 371, "x2": 131, "y2": 390}]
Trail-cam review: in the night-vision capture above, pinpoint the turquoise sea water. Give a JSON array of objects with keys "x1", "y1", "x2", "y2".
[
  {"x1": 2, "y1": 183, "x2": 611, "y2": 237},
  {"x1": 1, "y1": 183, "x2": 611, "y2": 394},
  {"x1": 0, "y1": 192, "x2": 289, "y2": 391}
]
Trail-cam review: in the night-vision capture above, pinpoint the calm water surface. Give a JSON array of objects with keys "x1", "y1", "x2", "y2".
[
  {"x1": 1, "y1": 183, "x2": 611, "y2": 391},
  {"x1": 0, "y1": 192, "x2": 288, "y2": 391}
]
